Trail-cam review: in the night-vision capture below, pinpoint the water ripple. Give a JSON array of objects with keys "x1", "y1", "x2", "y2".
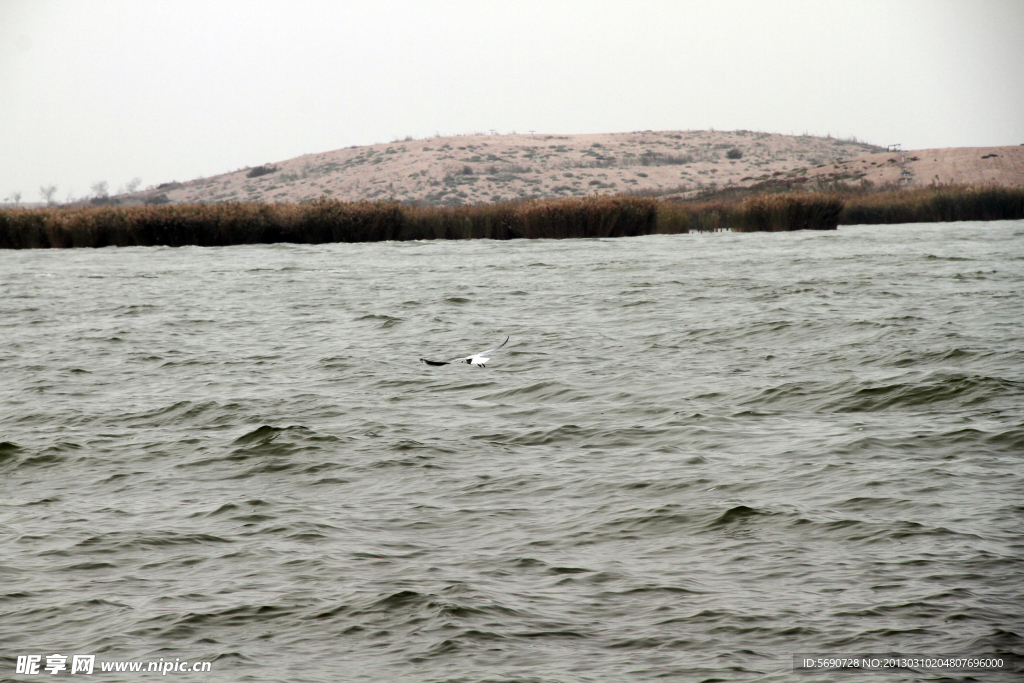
[{"x1": 1, "y1": 222, "x2": 1023, "y2": 681}]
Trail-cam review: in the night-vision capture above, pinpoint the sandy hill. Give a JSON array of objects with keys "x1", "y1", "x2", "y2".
[{"x1": 121, "y1": 130, "x2": 1024, "y2": 207}]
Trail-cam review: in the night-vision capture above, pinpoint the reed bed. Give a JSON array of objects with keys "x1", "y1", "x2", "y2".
[
  {"x1": 1, "y1": 186, "x2": 1021, "y2": 249},
  {"x1": 0, "y1": 197, "x2": 663, "y2": 249},
  {"x1": 839, "y1": 185, "x2": 1024, "y2": 225},
  {"x1": 680, "y1": 193, "x2": 844, "y2": 232}
]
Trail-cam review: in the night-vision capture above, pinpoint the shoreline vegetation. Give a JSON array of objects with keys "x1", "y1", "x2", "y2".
[{"x1": 1, "y1": 185, "x2": 1022, "y2": 249}]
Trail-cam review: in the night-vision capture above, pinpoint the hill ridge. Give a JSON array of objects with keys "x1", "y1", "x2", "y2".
[{"x1": 114, "y1": 130, "x2": 1022, "y2": 207}]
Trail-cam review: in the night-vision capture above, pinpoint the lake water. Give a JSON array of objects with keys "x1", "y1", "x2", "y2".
[{"x1": 2, "y1": 221, "x2": 1023, "y2": 682}]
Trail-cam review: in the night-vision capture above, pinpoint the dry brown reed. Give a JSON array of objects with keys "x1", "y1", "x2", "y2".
[
  {"x1": 2, "y1": 185, "x2": 1020, "y2": 249},
  {"x1": 0, "y1": 197, "x2": 663, "y2": 249},
  {"x1": 737, "y1": 193, "x2": 845, "y2": 232},
  {"x1": 839, "y1": 185, "x2": 1024, "y2": 225}
]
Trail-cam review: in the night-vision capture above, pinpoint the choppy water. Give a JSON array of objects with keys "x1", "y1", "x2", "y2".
[{"x1": 2, "y1": 221, "x2": 1023, "y2": 683}]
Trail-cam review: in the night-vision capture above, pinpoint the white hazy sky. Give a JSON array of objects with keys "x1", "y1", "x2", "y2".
[{"x1": 2, "y1": 0, "x2": 1022, "y2": 202}]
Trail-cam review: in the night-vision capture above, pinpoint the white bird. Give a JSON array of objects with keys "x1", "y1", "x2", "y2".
[{"x1": 420, "y1": 336, "x2": 509, "y2": 368}]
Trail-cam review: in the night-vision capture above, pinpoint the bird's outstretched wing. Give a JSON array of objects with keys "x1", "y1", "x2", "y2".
[
  {"x1": 473, "y1": 336, "x2": 509, "y2": 357},
  {"x1": 420, "y1": 336, "x2": 509, "y2": 366},
  {"x1": 420, "y1": 353, "x2": 473, "y2": 365}
]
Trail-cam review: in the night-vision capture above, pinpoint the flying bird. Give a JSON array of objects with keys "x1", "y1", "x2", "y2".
[{"x1": 420, "y1": 336, "x2": 509, "y2": 368}]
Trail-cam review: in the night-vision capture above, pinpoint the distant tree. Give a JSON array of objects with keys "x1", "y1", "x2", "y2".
[
  {"x1": 125, "y1": 177, "x2": 142, "y2": 194},
  {"x1": 8, "y1": 190, "x2": 22, "y2": 205},
  {"x1": 40, "y1": 185, "x2": 58, "y2": 205},
  {"x1": 726, "y1": 148, "x2": 743, "y2": 159},
  {"x1": 91, "y1": 181, "x2": 109, "y2": 199}
]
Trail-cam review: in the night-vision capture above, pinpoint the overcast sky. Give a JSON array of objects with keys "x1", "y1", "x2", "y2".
[{"x1": 2, "y1": 0, "x2": 1022, "y2": 202}]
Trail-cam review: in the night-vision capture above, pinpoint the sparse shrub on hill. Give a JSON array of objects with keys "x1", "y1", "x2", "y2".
[
  {"x1": 726, "y1": 148, "x2": 743, "y2": 159},
  {"x1": 636, "y1": 152, "x2": 695, "y2": 166},
  {"x1": 246, "y1": 165, "x2": 279, "y2": 178}
]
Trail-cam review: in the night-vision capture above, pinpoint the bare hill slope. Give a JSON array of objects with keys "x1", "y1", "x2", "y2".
[{"x1": 122, "y1": 130, "x2": 1023, "y2": 206}]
